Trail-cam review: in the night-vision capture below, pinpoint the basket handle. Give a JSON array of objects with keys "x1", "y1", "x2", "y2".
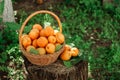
[{"x1": 19, "y1": 10, "x2": 62, "y2": 43}]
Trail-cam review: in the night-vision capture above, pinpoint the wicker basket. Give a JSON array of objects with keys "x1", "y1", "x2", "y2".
[{"x1": 19, "y1": 10, "x2": 65, "y2": 66}]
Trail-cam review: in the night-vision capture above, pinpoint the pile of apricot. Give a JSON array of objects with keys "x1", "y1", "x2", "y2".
[
  {"x1": 21, "y1": 24, "x2": 80, "y2": 61},
  {"x1": 21, "y1": 24, "x2": 65, "y2": 55},
  {"x1": 60, "y1": 44, "x2": 79, "y2": 61}
]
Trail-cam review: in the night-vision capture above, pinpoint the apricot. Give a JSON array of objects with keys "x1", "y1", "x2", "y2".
[
  {"x1": 55, "y1": 32, "x2": 65, "y2": 44},
  {"x1": 26, "y1": 45, "x2": 35, "y2": 52},
  {"x1": 40, "y1": 29, "x2": 46, "y2": 37},
  {"x1": 46, "y1": 43, "x2": 55, "y2": 54},
  {"x1": 21, "y1": 34, "x2": 28, "y2": 39},
  {"x1": 29, "y1": 28, "x2": 39, "y2": 40},
  {"x1": 37, "y1": 37, "x2": 48, "y2": 48},
  {"x1": 37, "y1": 48, "x2": 46, "y2": 55},
  {"x1": 36, "y1": 0, "x2": 43, "y2": 4},
  {"x1": 60, "y1": 50, "x2": 71, "y2": 61},
  {"x1": 48, "y1": 36, "x2": 56, "y2": 44},
  {"x1": 70, "y1": 47, "x2": 79, "y2": 57},
  {"x1": 44, "y1": 26, "x2": 54, "y2": 37},
  {"x1": 64, "y1": 44, "x2": 71, "y2": 51},
  {"x1": 22, "y1": 36, "x2": 31, "y2": 48},
  {"x1": 32, "y1": 39, "x2": 38, "y2": 48},
  {"x1": 32, "y1": 24, "x2": 42, "y2": 31}
]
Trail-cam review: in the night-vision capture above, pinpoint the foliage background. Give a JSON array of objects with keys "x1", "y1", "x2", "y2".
[{"x1": 0, "y1": 0, "x2": 120, "y2": 79}]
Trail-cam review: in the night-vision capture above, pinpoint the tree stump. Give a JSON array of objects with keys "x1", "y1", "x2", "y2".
[{"x1": 24, "y1": 57, "x2": 88, "y2": 80}]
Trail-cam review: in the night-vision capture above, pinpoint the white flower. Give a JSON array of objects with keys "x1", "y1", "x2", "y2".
[{"x1": 44, "y1": 21, "x2": 51, "y2": 28}]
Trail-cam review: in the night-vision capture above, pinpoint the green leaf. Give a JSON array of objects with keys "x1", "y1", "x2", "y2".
[
  {"x1": 63, "y1": 55, "x2": 82, "y2": 68},
  {"x1": 0, "y1": 65, "x2": 8, "y2": 72},
  {"x1": 63, "y1": 60, "x2": 73, "y2": 68},
  {"x1": 29, "y1": 48, "x2": 39, "y2": 55},
  {"x1": 5, "y1": 22, "x2": 21, "y2": 31},
  {"x1": 23, "y1": 25, "x2": 33, "y2": 33},
  {"x1": 70, "y1": 56, "x2": 82, "y2": 65},
  {"x1": 55, "y1": 44, "x2": 63, "y2": 52},
  {"x1": 0, "y1": 18, "x2": 2, "y2": 22},
  {"x1": 0, "y1": 52, "x2": 8, "y2": 63}
]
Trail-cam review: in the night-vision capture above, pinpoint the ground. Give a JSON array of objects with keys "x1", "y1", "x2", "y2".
[{"x1": 13, "y1": 0, "x2": 63, "y2": 13}]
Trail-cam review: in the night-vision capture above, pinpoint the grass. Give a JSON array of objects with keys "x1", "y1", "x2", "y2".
[
  {"x1": 0, "y1": 0, "x2": 120, "y2": 79},
  {"x1": 54, "y1": 1, "x2": 120, "y2": 79}
]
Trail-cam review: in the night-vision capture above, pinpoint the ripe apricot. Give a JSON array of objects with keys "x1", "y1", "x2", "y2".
[
  {"x1": 32, "y1": 24, "x2": 42, "y2": 31},
  {"x1": 55, "y1": 32, "x2": 65, "y2": 44},
  {"x1": 22, "y1": 36, "x2": 31, "y2": 48},
  {"x1": 46, "y1": 43, "x2": 55, "y2": 54},
  {"x1": 64, "y1": 44, "x2": 71, "y2": 51},
  {"x1": 70, "y1": 47, "x2": 79, "y2": 57},
  {"x1": 37, "y1": 37, "x2": 48, "y2": 48},
  {"x1": 29, "y1": 29, "x2": 39, "y2": 40},
  {"x1": 36, "y1": 0, "x2": 43, "y2": 4},
  {"x1": 32, "y1": 39, "x2": 38, "y2": 48},
  {"x1": 60, "y1": 50, "x2": 71, "y2": 61},
  {"x1": 21, "y1": 34, "x2": 28, "y2": 39},
  {"x1": 48, "y1": 36, "x2": 56, "y2": 44},
  {"x1": 26, "y1": 45, "x2": 35, "y2": 52},
  {"x1": 37, "y1": 48, "x2": 46, "y2": 55},
  {"x1": 40, "y1": 29, "x2": 46, "y2": 37},
  {"x1": 44, "y1": 26, "x2": 54, "y2": 37}
]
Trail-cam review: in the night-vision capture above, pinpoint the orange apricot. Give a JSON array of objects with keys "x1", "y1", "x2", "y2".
[
  {"x1": 26, "y1": 45, "x2": 35, "y2": 52},
  {"x1": 32, "y1": 39, "x2": 38, "y2": 48},
  {"x1": 29, "y1": 29, "x2": 39, "y2": 40},
  {"x1": 37, "y1": 37, "x2": 48, "y2": 48},
  {"x1": 21, "y1": 34, "x2": 28, "y2": 39},
  {"x1": 64, "y1": 44, "x2": 71, "y2": 51},
  {"x1": 32, "y1": 24, "x2": 42, "y2": 31},
  {"x1": 60, "y1": 50, "x2": 71, "y2": 61},
  {"x1": 36, "y1": 0, "x2": 43, "y2": 4},
  {"x1": 55, "y1": 32, "x2": 65, "y2": 44},
  {"x1": 44, "y1": 26, "x2": 54, "y2": 37},
  {"x1": 46, "y1": 43, "x2": 55, "y2": 54},
  {"x1": 48, "y1": 36, "x2": 56, "y2": 44},
  {"x1": 40, "y1": 29, "x2": 46, "y2": 37},
  {"x1": 70, "y1": 47, "x2": 79, "y2": 57},
  {"x1": 22, "y1": 36, "x2": 31, "y2": 48},
  {"x1": 37, "y1": 48, "x2": 46, "y2": 55}
]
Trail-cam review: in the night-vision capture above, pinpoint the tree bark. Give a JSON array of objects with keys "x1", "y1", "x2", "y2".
[
  {"x1": 0, "y1": 0, "x2": 3, "y2": 3},
  {"x1": 23, "y1": 57, "x2": 88, "y2": 80},
  {"x1": 3, "y1": 0, "x2": 15, "y2": 22}
]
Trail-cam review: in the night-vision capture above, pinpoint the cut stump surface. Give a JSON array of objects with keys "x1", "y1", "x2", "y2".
[{"x1": 23, "y1": 57, "x2": 88, "y2": 80}]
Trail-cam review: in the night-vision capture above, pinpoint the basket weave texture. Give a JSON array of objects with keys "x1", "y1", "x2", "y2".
[{"x1": 19, "y1": 10, "x2": 65, "y2": 66}]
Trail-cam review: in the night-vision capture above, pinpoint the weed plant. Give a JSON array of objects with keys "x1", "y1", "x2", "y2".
[
  {"x1": 55, "y1": 0, "x2": 120, "y2": 79},
  {"x1": 0, "y1": 0, "x2": 120, "y2": 79}
]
